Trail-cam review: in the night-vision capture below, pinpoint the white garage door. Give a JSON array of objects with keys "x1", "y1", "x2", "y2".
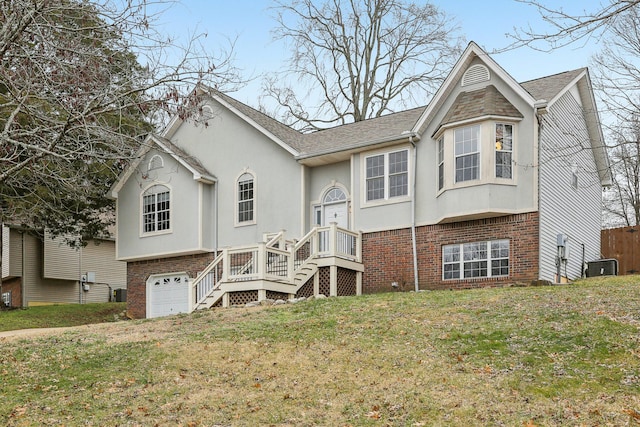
[{"x1": 147, "y1": 273, "x2": 189, "y2": 318}]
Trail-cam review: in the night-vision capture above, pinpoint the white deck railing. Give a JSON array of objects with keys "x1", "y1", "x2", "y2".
[{"x1": 189, "y1": 223, "x2": 361, "y2": 311}]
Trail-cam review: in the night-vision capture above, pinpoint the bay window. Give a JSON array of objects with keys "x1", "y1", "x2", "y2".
[
  {"x1": 495, "y1": 123, "x2": 513, "y2": 179},
  {"x1": 454, "y1": 125, "x2": 480, "y2": 182}
]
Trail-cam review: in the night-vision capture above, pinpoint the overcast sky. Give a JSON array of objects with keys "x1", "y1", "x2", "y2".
[{"x1": 155, "y1": 0, "x2": 604, "y2": 107}]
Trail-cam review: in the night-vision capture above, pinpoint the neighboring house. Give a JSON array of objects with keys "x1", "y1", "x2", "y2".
[
  {"x1": 110, "y1": 42, "x2": 611, "y2": 319},
  {"x1": 1, "y1": 225, "x2": 127, "y2": 307}
]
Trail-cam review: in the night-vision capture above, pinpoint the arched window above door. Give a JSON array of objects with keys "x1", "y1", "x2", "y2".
[{"x1": 323, "y1": 187, "x2": 346, "y2": 204}]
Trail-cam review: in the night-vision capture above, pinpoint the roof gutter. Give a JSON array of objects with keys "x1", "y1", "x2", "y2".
[{"x1": 295, "y1": 131, "x2": 422, "y2": 162}]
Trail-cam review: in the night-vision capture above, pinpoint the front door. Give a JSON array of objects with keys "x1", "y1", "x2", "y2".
[{"x1": 323, "y1": 202, "x2": 348, "y2": 228}]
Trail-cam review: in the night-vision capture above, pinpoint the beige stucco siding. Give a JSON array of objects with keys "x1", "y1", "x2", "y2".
[
  {"x1": 418, "y1": 58, "x2": 537, "y2": 225},
  {"x1": 169, "y1": 100, "x2": 303, "y2": 246},
  {"x1": 116, "y1": 148, "x2": 209, "y2": 260},
  {"x1": 351, "y1": 57, "x2": 538, "y2": 233}
]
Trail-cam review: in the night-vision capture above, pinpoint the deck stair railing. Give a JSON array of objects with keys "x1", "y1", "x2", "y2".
[{"x1": 190, "y1": 223, "x2": 361, "y2": 311}]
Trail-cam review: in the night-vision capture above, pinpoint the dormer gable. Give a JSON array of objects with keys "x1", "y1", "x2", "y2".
[{"x1": 437, "y1": 85, "x2": 524, "y2": 134}]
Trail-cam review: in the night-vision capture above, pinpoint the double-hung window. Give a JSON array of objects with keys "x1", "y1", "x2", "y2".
[
  {"x1": 495, "y1": 123, "x2": 513, "y2": 179},
  {"x1": 365, "y1": 149, "x2": 408, "y2": 202},
  {"x1": 442, "y1": 239, "x2": 510, "y2": 280},
  {"x1": 454, "y1": 125, "x2": 480, "y2": 182},
  {"x1": 237, "y1": 173, "x2": 254, "y2": 224},
  {"x1": 142, "y1": 185, "x2": 170, "y2": 233}
]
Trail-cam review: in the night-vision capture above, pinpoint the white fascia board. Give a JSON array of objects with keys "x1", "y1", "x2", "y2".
[
  {"x1": 161, "y1": 114, "x2": 184, "y2": 139},
  {"x1": 575, "y1": 71, "x2": 611, "y2": 186},
  {"x1": 432, "y1": 115, "x2": 524, "y2": 139},
  {"x1": 151, "y1": 136, "x2": 217, "y2": 184},
  {"x1": 413, "y1": 42, "x2": 537, "y2": 134},
  {"x1": 108, "y1": 137, "x2": 154, "y2": 199},
  {"x1": 211, "y1": 94, "x2": 300, "y2": 157},
  {"x1": 546, "y1": 69, "x2": 587, "y2": 109}
]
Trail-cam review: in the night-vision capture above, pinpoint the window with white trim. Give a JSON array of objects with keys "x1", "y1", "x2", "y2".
[
  {"x1": 237, "y1": 172, "x2": 254, "y2": 223},
  {"x1": 142, "y1": 185, "x2": 170, "y2": 233},
  {"x1": 365, "y1": 149, "x2": 408, "y2": 201},
  {"x1": 495, "y1": 123, "x2": 513, "y2": 179},
  {"x1": 442, "y1": 239, "x2": 509, "y2": 280},
  {"x1": 454, "y1": 125, "x2": 480, "y2": 182},
  {"x1": 437, "y1": 137, "x2": 444, "y2": 190}
]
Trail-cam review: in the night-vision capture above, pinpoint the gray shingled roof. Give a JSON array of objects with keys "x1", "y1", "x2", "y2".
[
  {"x1": 297, "y1": 107, "x2": 425, "y2": 157},
  {"x1": 202, "y1": 68, "x2": 584, "y2": 161},
  {"x1": 214, "y1": 91, "x2": 304, "y2": 152},
  {"x1": 211, "y1": 89, "x2": 425, "y2": 158},
  {"x1": 440, "y1": 85, "x2": 523, "y2": 128},
  {"x1": 520, "y1": 68, "x2": 585, "y2": 102},
  {"x1": 154, "y1": 135, "x2": 216, "y2": 181}
]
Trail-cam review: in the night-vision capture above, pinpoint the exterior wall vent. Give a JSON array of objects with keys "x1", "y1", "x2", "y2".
[{"x1": 462, "y1": 64, "x2": 490, "y2": 87}]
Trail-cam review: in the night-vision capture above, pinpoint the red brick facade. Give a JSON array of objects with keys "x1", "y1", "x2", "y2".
[
  {"x1": 127, "y1": 253, "x2": 217, "y2": 318},
  {"x1": 127, "y1": 212, "x2": 539, "y2": 318},
  {"x1": 361, "y1": 212, "x2": 540, "y2": 293},
  {"x1": 1, "y1": 277, "x2": 22, "y2": 308}
]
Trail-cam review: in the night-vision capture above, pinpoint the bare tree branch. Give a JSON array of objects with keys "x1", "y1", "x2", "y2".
[
  {"x1": 262, "y1": 0, "x2": 463, "y2": 131},
  {"x1": 504, "y1": 0, "x2": 639, "y2": 52},
  {"x1": 0, "y1": 0, "x2": 244, "y2": 241}
]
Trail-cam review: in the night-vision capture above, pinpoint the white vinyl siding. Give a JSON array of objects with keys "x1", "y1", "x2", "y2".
[{"x1": 538, "y1": 90, "x2": 603, "y2": 281}]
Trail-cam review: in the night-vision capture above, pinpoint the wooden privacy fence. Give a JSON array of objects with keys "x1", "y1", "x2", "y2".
[{"x1": 601, "y1": 226, "x2": 640, "y2": 275}]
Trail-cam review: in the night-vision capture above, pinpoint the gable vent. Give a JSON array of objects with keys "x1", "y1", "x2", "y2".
[{"x1": 462, "y1": 64, "x2": 490, "y2": 87}]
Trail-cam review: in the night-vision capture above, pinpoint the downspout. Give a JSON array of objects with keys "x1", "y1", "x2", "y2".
[
  {"x1": 214, "y1": 182, "x2": 219, "y2": 256},
  {"x1": 21, "y1": 231, "x2": 26, "y2": 307},
  {"x1": 408, "y1": 134, "x2": 419, "y2": 292},
  {"x1": 534, "y1": 100, "x2": 547, "y2": 282}
]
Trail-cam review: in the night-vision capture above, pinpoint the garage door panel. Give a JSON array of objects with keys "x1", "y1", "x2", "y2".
[{"x1": 147, "y1": 273, "x2": 189, "y2": 318}]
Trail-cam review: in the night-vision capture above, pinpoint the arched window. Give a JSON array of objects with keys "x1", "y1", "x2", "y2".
[
  {"x1": 323, "y1": 188, "x2": 346, "y2": 204},
  {"x1": 142, "y1": 185, "x2": 170, "y2": 233},
  {"x1": 236, "y1": 172, "x2": 255, "y2": 225}
]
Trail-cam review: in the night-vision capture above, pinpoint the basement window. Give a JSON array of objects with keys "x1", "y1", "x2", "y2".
[{"x1": 443, "y1": 239, "x2": 509, "y2": 280}]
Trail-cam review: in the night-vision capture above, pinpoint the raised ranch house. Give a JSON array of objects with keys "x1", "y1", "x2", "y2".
[
  {"x1": 110, "y1": 42, "x2": 611, "y2": 319},
  {"x1": 1, "y1": 224, "x2": 127, "y2": 308}
]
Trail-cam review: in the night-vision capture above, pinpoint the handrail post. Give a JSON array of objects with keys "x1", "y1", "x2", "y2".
[
  {"x1": 221, "y1": 248, "x2": 229, "y2": 282},
  {"x1": 257, "y1": 242, "x2": 266, "y2": 280},
  {"x1": 330, "y1": 222, "x2": 338, "y2": 257},
  {"x1": 310, "y1": 229, "x2": 317, "y2": 257},
  {"x1": 288, "y1": 244, "x2": 295, "y2": 282},
  {"x1": 357, "y1": 230, "x2": 362, "y2": 262}
]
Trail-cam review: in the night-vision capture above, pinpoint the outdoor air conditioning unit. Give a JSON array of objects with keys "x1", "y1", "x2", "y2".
[
  {"x1": 114, "y1": 289, "x2": 127, "y2": 302},
  {"x1": 586, "y1": 259, "x2": 618, "y2": 277}
]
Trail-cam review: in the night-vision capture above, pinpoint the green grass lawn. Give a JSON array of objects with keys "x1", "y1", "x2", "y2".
[
  {"x1": 0, "y1": 302, "x2": 126, "y2": 332},
  {"x1": 1, "y1": 277, "x2": 639, "y2": 426}
]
